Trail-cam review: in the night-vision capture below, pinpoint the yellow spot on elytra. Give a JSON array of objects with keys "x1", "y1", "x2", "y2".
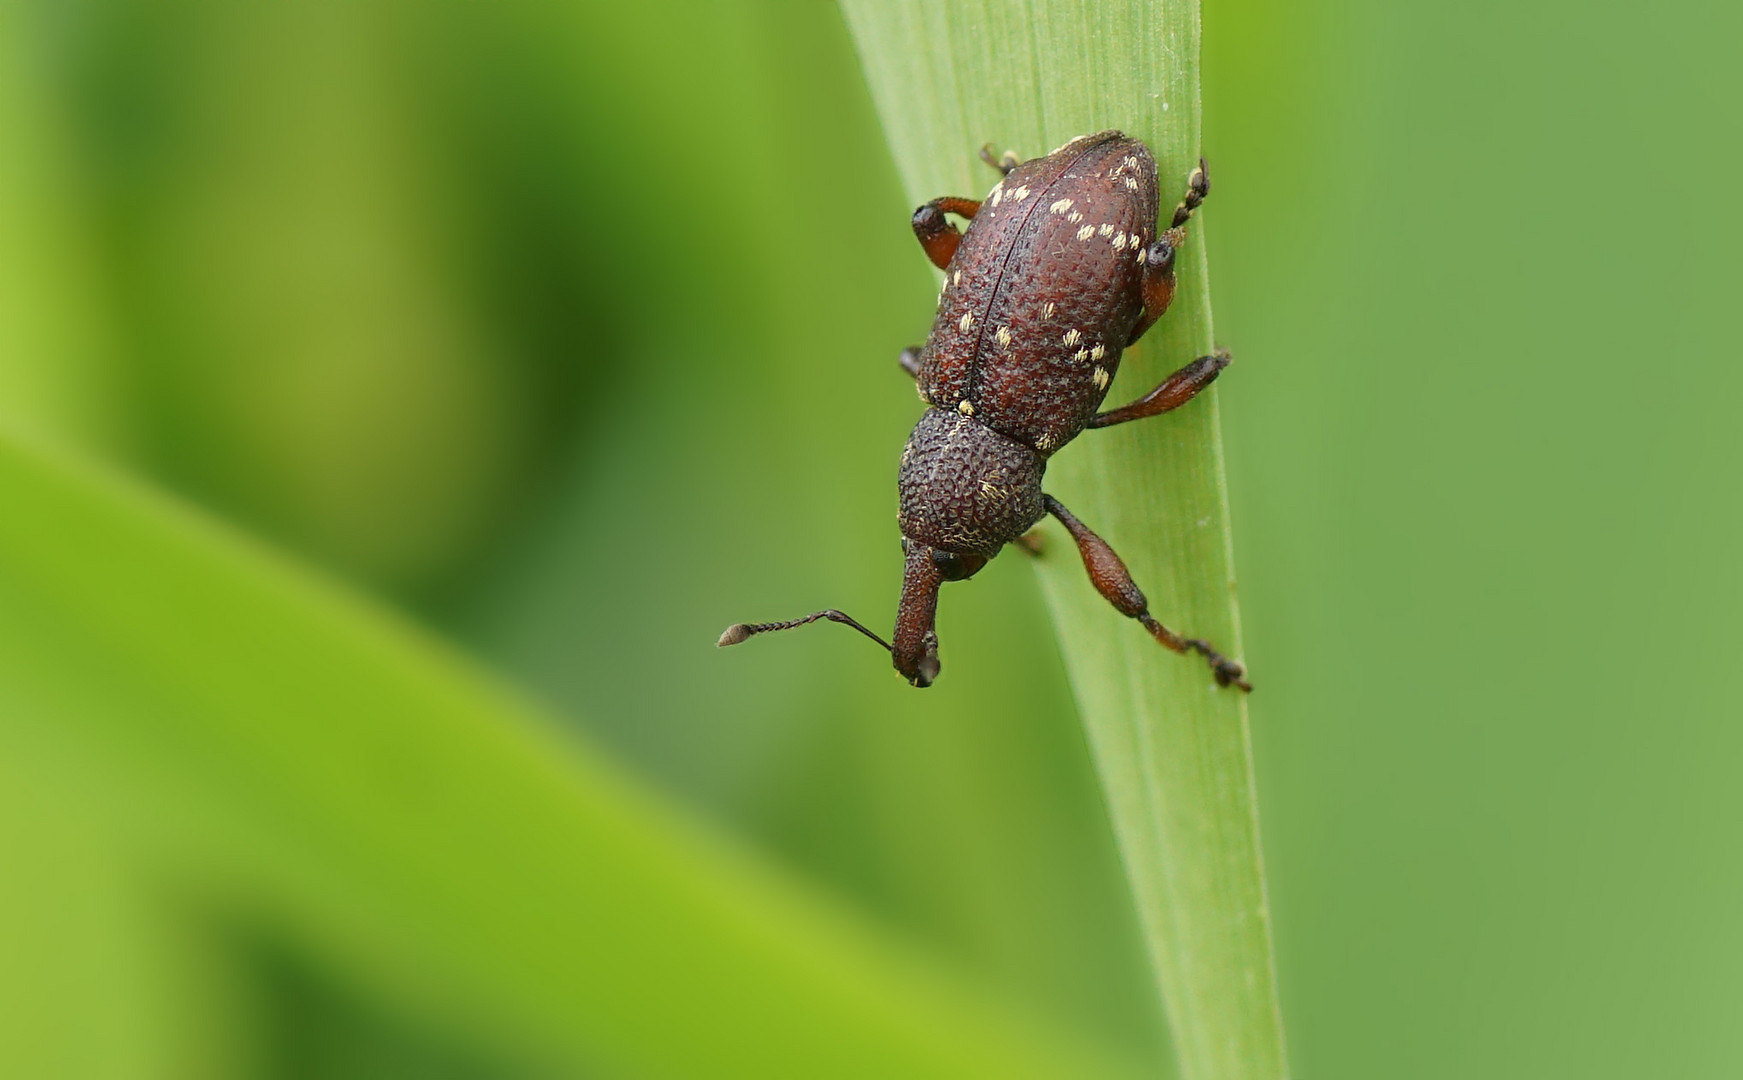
[
  {"x1": 1098, "y1": 223, "x2": 1115, "y2": 237},
  {"x1": 1091, "y1": 343, "x2": 1107, "y2": 361},
  {"x1": 953, "y1": 270, "x2": 961, "y2": 285},
  {"x1": 1093, "y1": 366, "x2": 1111, "y2": 389},
  {"x1": 1043, "y1": 301, "x2": 1056, "y2": 318},
  {"x1": 1124, "y1": 177, "x2": 1140, "y2": 191},
  {"x1": 959, "y1": 312, "x2": 975, "y2": 333},
  {"x1": 1073, "y1": 347, "x2": 1089, "y2": 361},
  {"x1": 958, "y1": 399, "x2": 975, "y2": 416},
  {"x1": 990, "y1": 185, "x2": 1004, "y2": 207},
  {"x1": 1062, "y1": 329, "x2": 1082, "y2": 347},
  {"x1": 1068, "y1": 211, "x2": 1084, "y2": 224},
  {"x1": 1049, "y1": 198, "x2": 1074, "y2": 214},
  {"x1": 995, "y1": 325, "x2": 1012, "y2": 347},
  {"x1": 1010, "y1": 185, "x2": 1031, "y2": 200},
  {"x1": 1076, "y1": 225, "x2": 1095, "y2": 241},
  {"x1": 1114, "y1": 232, "x2": 1129, "y2": 250}
]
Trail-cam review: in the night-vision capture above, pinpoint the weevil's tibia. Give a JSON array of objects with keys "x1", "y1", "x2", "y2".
[
  {"x1": 1089, "y1": 349, "x2": 1231, "y2": 429},
  {"x1": 718, "y1": 609, "x2": 892, "y2": 651},
  {"x1": 911, "y1": 196, "x2": 982, "y2": 271},
  {"x1": 1043, "y1": 495, "x2": 1252, "y2": 691}
]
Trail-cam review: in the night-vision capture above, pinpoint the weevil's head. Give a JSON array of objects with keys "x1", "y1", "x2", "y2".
[{"x1": 892, "y1": 408, "x2": 1046, "y2": 687}]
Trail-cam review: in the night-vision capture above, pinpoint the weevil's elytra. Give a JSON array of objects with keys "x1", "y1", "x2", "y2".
[{"x1": 721, "y1": 131, "x2": 1250, "y2": 692}]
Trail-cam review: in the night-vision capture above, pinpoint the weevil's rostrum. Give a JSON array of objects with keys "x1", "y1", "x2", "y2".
[{"x1": 721, "y1": 131, "x2": 1250, "y2": 692}]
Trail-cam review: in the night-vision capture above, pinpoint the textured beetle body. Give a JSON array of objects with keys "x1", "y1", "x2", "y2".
[
  {"x1": 920, "y1": 132, "x2": 1159, "y2": 454},
  {"x1": 897, "y1": 409, "x2": 1045, "y2": 557},
  {"x1": 722, "y1": 132, "x2": 1250, "y2": 692}
]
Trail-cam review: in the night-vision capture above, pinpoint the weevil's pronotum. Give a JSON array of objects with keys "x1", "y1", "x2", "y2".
[{"x1": 720, "y1": 131, "x2": 1250, "y2": 691}]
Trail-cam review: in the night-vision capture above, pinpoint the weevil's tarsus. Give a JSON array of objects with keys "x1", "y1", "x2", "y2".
[
  {"x1": 979, "y1": 143, "x2": 1021, "y2": 176},
  {"x1": 1170, "y1": 156, "x2": 1210, "y2": 228}
]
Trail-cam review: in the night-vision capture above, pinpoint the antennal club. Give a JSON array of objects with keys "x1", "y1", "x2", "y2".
[{"x1": 717, "y1": 610, "x2": 892, "y2": 652}]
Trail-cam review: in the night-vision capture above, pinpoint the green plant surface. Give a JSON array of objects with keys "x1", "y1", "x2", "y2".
[
  {"x1": 0, "y1": 426, "x2": 1140, "y2": 1080},
  {"x1": 839, "y1": 3, "x2": 1285, "y2": 1078}
]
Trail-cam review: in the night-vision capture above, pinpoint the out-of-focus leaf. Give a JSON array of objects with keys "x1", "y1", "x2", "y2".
[
  {"x1": 0, "y1": 429, "x2": 1134, "y2": 1079},
  {"x1": 0, "y1": 3, "x2": 119, "y2": 449}
]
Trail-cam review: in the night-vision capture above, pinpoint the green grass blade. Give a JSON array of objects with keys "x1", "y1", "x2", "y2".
[
  {"x1": 0, "y1": 428, "x2": 1138, "y2": 1079},
  {"x1": 838, "y1": 3, "x2": 1288, "y2": 1077}
]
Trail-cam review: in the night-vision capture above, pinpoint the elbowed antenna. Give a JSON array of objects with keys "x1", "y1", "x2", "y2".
[
  {"x1": 718, "y1": 555, "x2": 943, "y2": 688},
  {"x1": 717, "y1": 609, "x2": 892, "y2": 651}
]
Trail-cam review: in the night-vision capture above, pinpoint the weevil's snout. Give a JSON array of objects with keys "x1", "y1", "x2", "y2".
[{"x1": 893, "y1": 542, "x2": 946, "y2": 687}]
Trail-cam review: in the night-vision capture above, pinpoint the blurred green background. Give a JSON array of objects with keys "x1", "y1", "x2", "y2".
[{"x1": 1, "y1": 0, "x2": 1739, "y2": 1076}]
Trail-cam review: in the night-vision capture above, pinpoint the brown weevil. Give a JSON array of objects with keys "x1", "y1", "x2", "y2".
[{"x1": 720, "y1": 131, "x2": 1250, "y2": 691}]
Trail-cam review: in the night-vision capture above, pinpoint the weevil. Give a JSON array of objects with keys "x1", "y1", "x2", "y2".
[{"x1": 720, "y1": 131, "x2": 1249, "y2": 691}]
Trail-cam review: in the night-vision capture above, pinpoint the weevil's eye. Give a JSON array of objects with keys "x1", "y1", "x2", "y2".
[
  {"x1": 932, "y1": 550, "x2": 988, "y2": 581},
  {"x1": 1146, "y1": 238, "x2": 1176, "y2": 271}
]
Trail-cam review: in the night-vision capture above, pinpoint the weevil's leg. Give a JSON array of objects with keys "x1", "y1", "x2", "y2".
[
  {"x1": 912, "y1": 197, "x2": 981, "y2": 270},
  {"x1": 1167, "y1": 156, "x2": 1211, "y2": 231},
  {"x1": 1127, "y1": 236, "x2": 1179, "y2": 346},
  {"x1": 1089, "y1": 349, "x2": 1231, "y2": 429},
  {"x1": 1043, "y1": 495, "x2": 1251, "y2": 691},
  {"x1": 1128, "y1": 158, "x2": 1210, "y2": 346},
  {"x1": 899, "y1": 346, "x2": 923, "y2": 379},
  {"x1": 979, "y1": 143, "x2": 1021, "y2": 176}
]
